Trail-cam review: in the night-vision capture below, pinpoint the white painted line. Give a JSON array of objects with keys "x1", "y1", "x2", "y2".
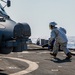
[
  {"x1": 22, "y1": 51, "x2": 35, "y2": 54},
  {"x1": 51, "y1": 69, "x2": 59, "y2": 72},
  {"x1": 4, "y1": 57, "x2": 39, "y2": 75},
  {"x1": 22, "y1": 51, "x2": 29, "y2": 53},
  {"x1": 7, "y1": 67, "x2": 18, "y2": 69},
  {"x1": 58, "y1": 66, "x2": 62, "y2": 68}
]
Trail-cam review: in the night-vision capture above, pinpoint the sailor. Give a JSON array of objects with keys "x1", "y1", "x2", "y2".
[{"x1": 49, "y1": 22, "x2": 72, "y2": 59}]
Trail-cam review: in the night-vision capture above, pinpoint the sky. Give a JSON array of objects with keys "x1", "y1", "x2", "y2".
[{"x1": 1, "y1": 0, "x2": 75, "y2": 39}]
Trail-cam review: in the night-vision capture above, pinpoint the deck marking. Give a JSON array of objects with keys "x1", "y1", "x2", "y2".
[{"x1": 4, "y1": 57, "x2": 39, "y2": 75}]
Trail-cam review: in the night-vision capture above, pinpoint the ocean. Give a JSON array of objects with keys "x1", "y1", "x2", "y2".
[
  {"x1": 31, "y1": 37, "x2": 75, "y2": 49},
  {"x1": 68, "y1": 37, "x2": 75, "y2": 49}
]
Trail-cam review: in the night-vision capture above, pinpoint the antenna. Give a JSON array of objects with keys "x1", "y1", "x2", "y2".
[
  {"x1": 7, "y1": 0, "x2": 11, "y2": 7},
  {"x1": 0, "y1": 0, "x2": 10, "y2": 20},
  {"x1": 0, "y1": 0, "x2": 11, "y2": 7}
]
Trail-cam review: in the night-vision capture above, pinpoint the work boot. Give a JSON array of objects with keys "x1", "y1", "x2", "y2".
[
  {"x1": 66, "y1": 52, "x2": 72, "y2": 59},
  {"x1": 50, "y1": 53, "x2": 57, "y2": 58}
]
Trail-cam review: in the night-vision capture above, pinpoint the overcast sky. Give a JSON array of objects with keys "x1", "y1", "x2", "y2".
[{"x1": 1, "y1": 0, "x2": 75, "y2": 39}]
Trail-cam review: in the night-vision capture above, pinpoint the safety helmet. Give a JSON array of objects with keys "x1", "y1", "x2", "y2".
[{"x1": 49, "y1": 22, "x2": 57, "y2": 26}]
